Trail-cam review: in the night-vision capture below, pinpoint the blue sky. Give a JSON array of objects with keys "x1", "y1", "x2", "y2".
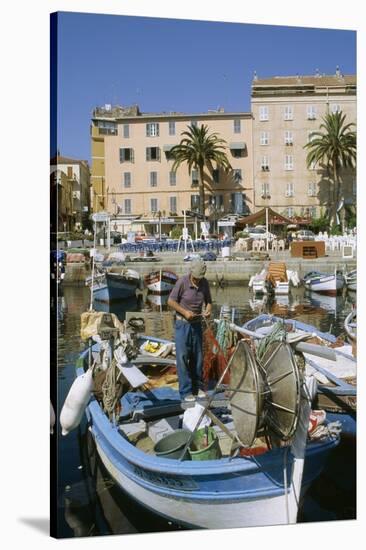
[{"x1": 54, "y1": 12, "x2": 356, "y2": 162}]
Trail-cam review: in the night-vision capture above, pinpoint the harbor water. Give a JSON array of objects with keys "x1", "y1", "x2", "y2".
[{"x1": 54, "y1": 284, "x2": 356, "y2": 537}]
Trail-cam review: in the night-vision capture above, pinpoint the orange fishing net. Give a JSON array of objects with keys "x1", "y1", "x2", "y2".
[{"x1": 203, "y1": 326, "x2": 232, "y2": 385}]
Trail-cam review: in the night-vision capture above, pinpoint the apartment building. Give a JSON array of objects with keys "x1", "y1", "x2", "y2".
[
  {"x1": 50, "y1": 169, "x2": 73, "y2": 232},
  {"x1": 90, "y1": 105, "x2": 254, "y2": 232},
  {"x1": 50, "y1": 155, "x2": 91, "y2": 229},
  {"x1": 251, "y1": 69, "x2": 356, "y2": 219}
]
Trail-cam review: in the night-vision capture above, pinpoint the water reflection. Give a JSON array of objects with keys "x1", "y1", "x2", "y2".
[{"x1": 56, "y1": 284, "x2": 355, "y2": 537}]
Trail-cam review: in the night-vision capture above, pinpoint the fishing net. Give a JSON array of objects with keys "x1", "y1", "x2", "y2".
[{"x1": 203, "y1": 320, "x2": 236, "y2": 385}]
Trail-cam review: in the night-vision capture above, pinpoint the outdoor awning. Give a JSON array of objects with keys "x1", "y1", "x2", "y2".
[
  {"x1": 163, "y1": 144, "x2": 177, "y2": 152},
  {"x1": 229, "y1": 142, "x2": 246, "y2": 150},
  {"x1": 236, "y1": 208, "x2": 292, "y2": 227}
]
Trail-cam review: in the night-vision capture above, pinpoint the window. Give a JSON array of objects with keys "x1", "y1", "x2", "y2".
[
  {"x1": 150, "y1": 172, "x2": 158, "y2": 187},
  {"x1": 285, "y1": 182, "x2": 294, "y2": 197},
  {"x1": 146, "y1": 147, "x2": 161, "y2": 161},
  {"x1": 284, "y1": 131, "x2": 293, "y2": 145},
  {"x1": 310, "y1": 206, "x2": 317, "y2": 217},
  {"x1": 231, "y1": 192, "x2": 245, "y2": 214},
  {"x1": 260, "y1": 131, "x2": 269, "y2": 145},
  {"x1": 169, "y1": 121, "x2": 176, "y2": 136},
  {"x1": 308, "y1": 182, "x2": 317, "y2": 196},
  {"x1": 191, "y1": 194, "x2": 201, "y2": 211},
  {"x1": 191, "y1": 120, "x2": 198, "y2": 128},
  {"x1": 97, "y1": 120, "x2": 117, "y2": 135},
  {"x1": 150, "y1": 198, "x2": 158, "y2": 212},
  {"x1": 233, "y1": 169, "x2": 242, "y2": 182},
  {"x1": 285, "y1": 155, "x2": 293, "y2": 170},
  {"x1": 331, "y1": 104, "x2": 341, "y2": 114},
  {"x1": 213, "y1": 169, "x2": 220, "y2": 184},
  {"x1": 284, "y1": 105, "x2": 294, "y2": 121},
  {"x1": 261, "y1": 156, "x2": 270, "y2": 171},
  {"x1": 232, "y1": 149, "x2": 243, "y2": 158},
  {"x1": 119, "y1": 148, "x2": 134, "y2": 163},
  {"x1": 67, "y1": 166, "x2": 73, "y2": 178},
  {"x1": 261, "y1": 182, "x2": 270, "y2": 197},
  {"x1": 191, "y1": 170, "x2": 199, "y2": 186},
  {"x1": 209, "y1": 194, "x2": 224, "y2": 209},
  {"x1": 259, "y1": 106, "x2": 269, "y2": 121},
  {"x1": 124, "y1": 199, "x2": 131, "y2": 214},
  {"x1": 287, "y1": 207, "x2": 294, "y2": 218},
  {"x1": 234, "y1": 119, "x2": 241, "y2": 133},
  {"x1": 123, "y1": 124, "x2": 129, "y2": 138},
  {"x1": 146, "y1": 123, "x2": 159, "y2": 137},
  {"x1": 307, "y1": 105, "x2": 317, "y2": 120},
  {"x1": 169, "y1": 196, "x2": 177, "y2": 213},
  {"x1": 169, "y1": 171, "x2": 176, "y2": 186},
  {"x1": 123, "y1": 172, "x2": 131, "y2": 188}
]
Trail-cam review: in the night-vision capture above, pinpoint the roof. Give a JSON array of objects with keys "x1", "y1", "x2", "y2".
[
  {"x1": 252, "y1": 74, "x2": 356, "y2": 88},
  {"x1": 50, "y1": 155, "x2": 90, "y2": 168},
  {"x1": 236, "y1": 208, "x2": 292, "y2": 227},
  {"x1": 92, "y1": 104, "x2": 252, "y2": 121}
]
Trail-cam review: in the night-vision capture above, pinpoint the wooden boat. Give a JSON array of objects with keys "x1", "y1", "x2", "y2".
[
  {"x1": 344, "y1": 309, "x2": 356, "y2": 342},
  {"x1": 345, "y1": 269, "x2": 356, "y2": 292},
  {"x1": 249, "y1": 263, "x2": 299, "y2": 296},
  {"x1": 242, "y1": 314, "x2": 356, "y2": 438},
  {"x1": 70, "y1": 335, "x2": 340, "y2": 530},
  {"x1": 144, "y1": 270, "x2": 178, "y2": 295},
  {"x1": 86, "y1": 268, "x2": 140, "y2": 303},
  {"x1": 303, "y1": 271, "x2": 345, "y2": 296}
]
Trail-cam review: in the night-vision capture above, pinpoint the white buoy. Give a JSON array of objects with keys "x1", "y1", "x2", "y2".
[
  {"x1": 50, "y1": 401, "x2": 56, "y2": 434},
  {"x1": 60, "y1": 369, "x2": 94, "y2": 436}
]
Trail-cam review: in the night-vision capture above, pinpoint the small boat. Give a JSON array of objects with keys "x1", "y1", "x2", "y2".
[
  {"x1": 86, "y1": 268, "x2": 140, "y2": 303},
  {"x1": 345, "y1": 269, "x2": 356, "y2": 292},
  {"x1": 64, "y1": 322, "x2": 340, "y2": 530},
  {"x1": 303, "y1": 270, "x2": 345, "y2": 296},
  {"x1": 249, "y1": 262, "x2": 299, "y2": 296},
  {"x1": 242, "y1": 314, "x2": 356, "y2": 438},
  {"x1": 144, "y1": 270, "x2": 178, "y2": 294},
  {"x1": 344, "y1": 309, "x2": 357, "y2": 342}
]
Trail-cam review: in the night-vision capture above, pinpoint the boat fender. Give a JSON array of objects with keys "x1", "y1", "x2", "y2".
[
  {"x1": 60, "y1": 369, "x2": 94, "y2": 436},
  {"x1": 50, "y1": 401, "x2": 56, "y2": 434}
]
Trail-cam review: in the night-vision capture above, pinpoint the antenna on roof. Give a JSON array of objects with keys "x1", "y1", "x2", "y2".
[
  {"x1": 315, "y1": 68, "x2": 320, "y2": 77},
  {"x1": 253, "y1": 70, "x2": 258, "y2": 81}
]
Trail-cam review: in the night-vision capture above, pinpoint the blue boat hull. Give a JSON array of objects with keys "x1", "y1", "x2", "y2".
[{"x1": 93, "y1": 273, "x2": 138, "y2": 302}]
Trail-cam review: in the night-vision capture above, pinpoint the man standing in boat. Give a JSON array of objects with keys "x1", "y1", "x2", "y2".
[{"x1": 168, "y1": 259, "x2": 212, "y2": 402}]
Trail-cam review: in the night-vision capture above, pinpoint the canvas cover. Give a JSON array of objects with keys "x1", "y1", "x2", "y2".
[{"x1": 80, "y1": 311, "x2": 124, "y2": 341}]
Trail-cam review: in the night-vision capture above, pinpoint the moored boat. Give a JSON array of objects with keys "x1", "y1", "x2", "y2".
[
  {"x1": 86, "y1": 268, "x2": 140, "y2": 303},
  {"x1": 249, "y1": 263, "x2": 299, "y2": 296},
  {"x1": 144, "y1": 270, "x2": 178, "y2": 295},
  {"x1": 62, "y1": 316, "x2": 340, "y2": 530},
  {"x1": 345, "y1": 269, "x2": 356, "y2": 292},
  {"x1": 303, "y1": 270, "x2": 345, "y2": 296},
  {"x1": 344, "y1": 309, "x2": 356, "y2": 342}
]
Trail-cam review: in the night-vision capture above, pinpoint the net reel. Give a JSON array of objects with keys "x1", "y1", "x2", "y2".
[{"x1": 228, "y1": 339, "x2": 302, "y2": 447}]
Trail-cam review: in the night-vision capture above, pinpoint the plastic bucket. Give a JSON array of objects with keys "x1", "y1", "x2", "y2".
[
  {"x1": 154, "y1": 429, "x2": 192, "y2": 460},
  {"x1": 189, "y1": 427, "x2": 222, "y2": 461}
]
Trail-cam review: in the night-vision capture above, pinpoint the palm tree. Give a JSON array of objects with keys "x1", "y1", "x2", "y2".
[
  {"x1": 304, "y1": 111, "x2": 356, "y2": 228},
  {"x1": 170, "y1": 124, "x2": 232, "y2": 217}
]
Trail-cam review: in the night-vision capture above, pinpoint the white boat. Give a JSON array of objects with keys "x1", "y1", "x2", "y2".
[
  {"x1": 345, "y1": 269, "x2": 356, "y2": 292},
  {"x1": 303, "y1": 271, "x2": 345, "y2": 296},
  {"x1": 344, "y1": 309, "x2": 357, "y2": 342},
  {"x1": 144, "y1": 269, "x2": 178, "y2": 294},
  {"x1": 249, "y1": 263, "x2": 299, "y2": 296}
]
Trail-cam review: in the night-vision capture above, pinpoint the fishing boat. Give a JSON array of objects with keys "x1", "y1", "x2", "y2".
[
  {"x1": 86, "y1": 268, "x2": 140, "y2": 303},
  {"x1": 242, "y1": 314, "x2": 356, "y2": 438},
  {"x1": 303, "y1": 270, "x2": 345, "y2": 296},
  {"x1": 344, "y1": 309, "x2": 357, "y2": 342},
  {"x1": 61, "y1": 310, "x2": 340, "y2": 530},
  {"x1": 249, "y1": 262, "x2": 299, "y2": 296},
  {"x1": 345, "y1": 269, "x2": 356, "y2": 292},
  {"x1": 144, "y1": 270, "x2": 178, "y2": 295}
]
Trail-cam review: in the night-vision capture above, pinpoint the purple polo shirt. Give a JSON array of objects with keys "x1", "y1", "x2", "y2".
[{"x1": 169, "y1": 274, "x2": 212, "y2": 314}]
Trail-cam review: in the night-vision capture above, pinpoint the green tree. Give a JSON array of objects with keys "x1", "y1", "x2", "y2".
[
  {"x1": 170, "y1": 124, "x2": 232, "y2": 216},
  {"x1": 304, "y1": 111, "x2": 356, "y2": 227}
]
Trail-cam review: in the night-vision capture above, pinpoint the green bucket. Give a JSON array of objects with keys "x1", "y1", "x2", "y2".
[
  {"x1": 154, "y1": 429, "x2": 192, "y2": 460},
  {"x1": 189, "y1": 427, "x2": 222, "y2": 461}
]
